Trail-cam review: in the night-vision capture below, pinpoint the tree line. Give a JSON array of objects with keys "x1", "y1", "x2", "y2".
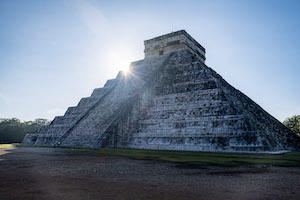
[
  {"x1": 283, "y1": 115, "x2": 300, "y2": 137},
  {"x1": 0, "y1": 118, "x2": 50, "y2": 144}
]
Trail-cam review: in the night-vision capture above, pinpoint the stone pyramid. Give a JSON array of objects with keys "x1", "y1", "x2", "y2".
[{"x1": 22, "y1": 30, "x2": 300, "y2": 153}]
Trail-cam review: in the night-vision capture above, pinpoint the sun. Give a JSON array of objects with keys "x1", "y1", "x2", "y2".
[
  {"x1": 121, "y1": 67, "x2": 131, "y2": 76},
  {"x1": 108, "y1": 50, "x2": 133, "y2": 76}
]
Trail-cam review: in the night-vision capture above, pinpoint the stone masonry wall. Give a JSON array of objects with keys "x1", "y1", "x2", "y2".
[{"x1": 103, "y1": 50, "x2": 300, "y2": 152}]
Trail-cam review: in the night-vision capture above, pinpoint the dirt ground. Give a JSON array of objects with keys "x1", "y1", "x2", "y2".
[{"x1": 0, "y1": 147, "x2": 300, "y2": 200}]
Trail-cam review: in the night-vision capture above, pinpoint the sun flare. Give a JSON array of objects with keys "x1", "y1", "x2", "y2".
[
  {"x1": 107, "y1": 43, "x2": 137, "y2": 77},
  {"x1": 121, "y1": 67, "x2": 130, "y2": 75}
]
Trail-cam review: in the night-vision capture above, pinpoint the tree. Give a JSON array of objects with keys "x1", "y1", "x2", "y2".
[
  {"x1": 283, "y1": 115, "x2": 300, "y2": 137},
  {"x1": 0, "y1": 118, "x2": 50, "y2": 144}
]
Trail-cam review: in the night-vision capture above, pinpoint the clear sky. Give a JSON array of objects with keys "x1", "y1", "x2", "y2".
[{"x1": 0, "y1": 0, "x2": 299, "y2": 122}]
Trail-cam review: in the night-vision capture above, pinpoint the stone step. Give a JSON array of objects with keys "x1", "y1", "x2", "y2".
[
  {"x1": 150, "y1": 88, "x2": 225, "y2": 104},
  {"x1": 51, "y1": 116, "x2": 81, "y2": 125},
  {"x1": 153, "y1": 96, "x2": 224, "y2": 107},
  {"x1": 64, "y1": 96, "x2": 104, "y2": 117},
  {"x1": 77, "y1": 97, "x2": 99, "y2": 107},
  {"x1": 164, "y1": 78, "x2": 217, "y2": 88},
  {"x1": 64, "y1": 106, "x2": 91, "y2": 116},
  {"x1": 91, "y1": 88, "x2": 106, "y2": 98},
  {"x1": 139, "y1": 114, "x2": 245, "y2": 124},
  {"x1": 34, "y1": 126, "x2": 49, "y2": 135},
  {"x1": 128, "y1": 135, "x2": 266, "y2": 151},
  {"x1": 146, "y1": 101, "x2": 230, "y2": 112},
  {"x1": 154, "y1": 79, "x2": 218, "y2": 95},
  {"x1": 22, "y1": 134, "x2": 37, "y2": 145},
  {"x1": 142, "y1": 104, "x2": 237, "y2": 120},
  {"x1": 139, "y1": 118, "x2": 248, "y2": 130},
  {"x1": 104, "y1": 79, "x2": 117, "y2": 88},
  {"x1": 127, "y1": 143, "x2": 268, "y2": 152},
  {"x1": 41, "y1": 124, "x2": 73, "y2": 136},
  {"x1": 135, "y1": 127, "x2": 254, "y2": 135},
  {"x1": 161, "y1": 71, "x2": 212, "y2": 83},
  {"x1": 34, "y1": 135, "x2": 61, "y2": 146},
  {"x1": 134, "y1": 130, "x2": 262, "y2": 137}
]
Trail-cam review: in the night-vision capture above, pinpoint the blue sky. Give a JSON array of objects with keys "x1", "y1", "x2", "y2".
[{"x1": 0, "y1": 0, "x2": 299, "y2": 122}]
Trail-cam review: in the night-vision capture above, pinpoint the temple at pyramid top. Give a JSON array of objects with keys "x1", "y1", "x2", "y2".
[{"x1": 144, "y1": 30, "x2": 206, "y2": 63}]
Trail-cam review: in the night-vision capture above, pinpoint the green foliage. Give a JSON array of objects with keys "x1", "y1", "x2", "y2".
[
  {"x1": 283, "y1": 115, "x2": 300, "y2": 136},
  {"x1": 0, "y1": 118, "x2": 50, "y2": 144}
]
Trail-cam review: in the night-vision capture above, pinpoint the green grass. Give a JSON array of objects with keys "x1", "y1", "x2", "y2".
[
  {"x1": 16, "y1": 144, "x2": 95, "y2": 149},
  {"x1": 16, "y1": 144, "x2": 52, "y2": 148},
  {"x1": 0, "y1": 144, "x2": 16, "y2": 149},
  {"x1": 13, "y1": 144, "x2": 300, "y2": 166},
  {"x1": 69, "y1": 148, "x2": 300, "y2": 167}
]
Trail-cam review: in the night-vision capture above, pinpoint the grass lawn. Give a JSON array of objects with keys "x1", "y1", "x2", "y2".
[
  {"x1": 14, "y1": 144, "x2": 300, "y2": 166},
  {"x1": 70, "y1": 148, "x2": 300, "y2": 167},
  {"x1": 0, "y1": 144, "x2": 16, "y2": 149}
]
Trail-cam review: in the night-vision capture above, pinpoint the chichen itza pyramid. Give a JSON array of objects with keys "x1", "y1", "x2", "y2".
[{"x1": 22, "y1": 30, "x2": 300, "y2": 153}]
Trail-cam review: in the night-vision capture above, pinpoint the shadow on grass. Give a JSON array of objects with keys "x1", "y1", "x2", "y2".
[
  {"x1": 15, "y1": 144, "x2": 300, "y2": 167},
  {"x1": 62, "y1": 147, "x2": 300, "y2": 167}
]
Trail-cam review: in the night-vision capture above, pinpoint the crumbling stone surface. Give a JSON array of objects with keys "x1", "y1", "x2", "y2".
[{"x1": 22, "y1": 30, "x2": 300, "y2": 153}]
